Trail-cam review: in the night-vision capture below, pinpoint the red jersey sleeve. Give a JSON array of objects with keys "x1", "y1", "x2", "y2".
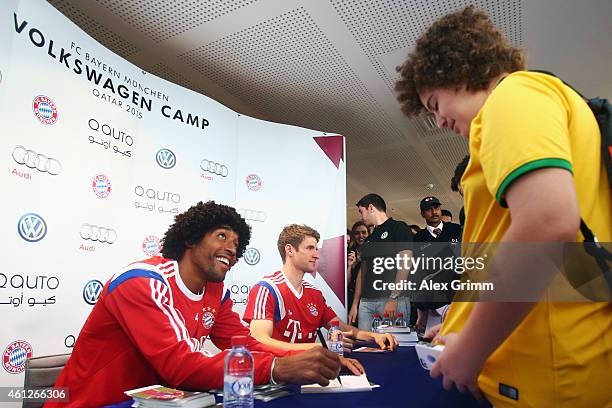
[
  {"x1": 210, "y1": 290, "x2": 296, "y2": 358},
  {"x1": 321, "y1": 295, "x2": 338, "y2": 326},
  {"x1": 243, "y1": 283, "x2": 276, "y2": 322},
  {"x1": 104, "y1": 276, "x2": 276, "y2": 389}
]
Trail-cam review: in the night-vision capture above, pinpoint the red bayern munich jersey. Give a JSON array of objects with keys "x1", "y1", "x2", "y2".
[
  {"x1": 46, "y1": 257, "x2": 292, "y2": 408},
  {"x1": 243, "y1": 271, "x2": 337, "y2": 343}
]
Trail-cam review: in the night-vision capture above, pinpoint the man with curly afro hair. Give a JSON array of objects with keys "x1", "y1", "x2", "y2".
[
  {"x1": 396, "y1": 5, "x2": 611, "y2": 407},
  {"x1": 49, "y1": 201, "x2": 341, "y2": 407}
]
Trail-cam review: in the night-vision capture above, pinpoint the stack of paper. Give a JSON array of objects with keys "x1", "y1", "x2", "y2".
[
  {"x1": 301, "y1": 374, "x2": 374, "y2": 393},
  {"x1": 125, "y1": 385, "x2": 216, "y2": 408},
  {"x1": 377, "y1": 326, "x2": 419, "y2": 346}
]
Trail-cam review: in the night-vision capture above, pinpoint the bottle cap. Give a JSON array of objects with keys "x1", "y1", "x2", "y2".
[
  {"x1": 397, "y1": 313, "x2": 404, "y2": 317},
  {"x1": 231, "y1": 335, "x2": 248, "y2": 347}
]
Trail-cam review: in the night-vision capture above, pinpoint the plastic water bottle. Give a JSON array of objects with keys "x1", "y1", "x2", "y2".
[
  {"x1": 382, "y1": 312, "x2": 393, "y2": 326},
  {"x1": 224, "y1": 336, "x2": 254, "y2": 408},
  {"x1": 371, "y1": 313, "x2": 382, "y2": 332},
  {"x1": 328, "y1": 319, "x2": 344, "y2": 356},
  {"x1": 394, "y1": 313, "x2": 407, "y2": 327}
]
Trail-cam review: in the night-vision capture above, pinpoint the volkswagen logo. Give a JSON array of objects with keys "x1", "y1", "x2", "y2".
[
  {"x1": 12, "y1": 146, "x2": 62, "y2": 175},
  {"x1": 244, "y1": 248, "x2": 260, "y2": 265},
  {"x1": 17, "y1": 213, "x2": 47, "y2": 242},
  {"x1": 79, "y1": 224, "x2": 117, "y2": 244},
  {"x1": 156, "y1": 148, "x2": 176, "y2": 169},
  {"x1": 200, "y1": 159, "x2": 228, "y2": 177},
  {"x1": 238, "y1": 209, "x2": 267, "y2": 222},
  {"x1": 83, "y1": 280, "x2": 103, "y2": 305}
]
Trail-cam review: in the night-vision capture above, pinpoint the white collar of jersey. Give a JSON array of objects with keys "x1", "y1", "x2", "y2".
[
  {"x1": 175, "y1": 261, "x2": 204, "y2": 301},
  {"x1": 426, "y1": 221, "x2": 444, "y2": 238},
  {"x1": 281, "y1": 271, "x2": 303, "y2": 299}
]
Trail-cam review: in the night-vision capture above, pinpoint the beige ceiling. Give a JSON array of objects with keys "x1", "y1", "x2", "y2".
[{"x1": 47, "y1": 0, "x2": 612, "y2": 226}]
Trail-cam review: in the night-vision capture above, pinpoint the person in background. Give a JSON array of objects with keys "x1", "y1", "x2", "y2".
[
  {"x1": 412, "y1": 197, "x2": 462, "y2": 332},
  {"x1": 396, "y1": 5, "x2": 611, "y2": 406},
  {"x1": 46, "y1": 202, "x2": 341, "y2": 407},
  {"x1": 244, "y1": 224, "x2": 397, "y2": 375},
  {"x1": 409, "y1": 224, "x2": 421, "y2": 236},
  {"x1": 451, "y1": 155, "x2": 470, "y2": 227},
  {"x1": 414, "y1": 197, "x2": 462, "y2": 243},
  {"x1": 349, "y1": 193, "x2": 413, "y2": 330},
  {"x1": 440, "y1": 209, "x2": 453, "y2": 223},
  {"x1": 347, "y1": 221, "x2": 369, "y2": 326}
]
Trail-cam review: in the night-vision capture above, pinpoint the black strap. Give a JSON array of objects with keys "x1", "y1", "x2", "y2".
[{"x1": 580, "y1": 218, "x2": 612, "y2": 290}]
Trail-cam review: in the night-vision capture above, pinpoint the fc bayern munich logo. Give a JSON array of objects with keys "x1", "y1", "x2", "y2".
[
  {"x1": 245, "y1": 174, "x2": 262, "y2": 191},
  {"x1": 92, "y1": 174, "x2": 112, "y2": 199},
  {"x1": 3, "y1": 340, "x2": 33, "y2": 374},
  {"x1": 32, "y1": 95, "x2": 58, "y2": 125},
  {"x1": 202, "y1": 311, "x2": 215, "y2": 329},
  {"x1": 307, "y1": 303, "x2": 318, "y2": 317},
  {"x1": 142, "y1": 235, "x2": 162, "y2": 256}
]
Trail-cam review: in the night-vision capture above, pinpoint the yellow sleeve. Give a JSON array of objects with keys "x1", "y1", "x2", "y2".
[{"x1": 479, "y1": 73, "x2": 574, "y2": 207}]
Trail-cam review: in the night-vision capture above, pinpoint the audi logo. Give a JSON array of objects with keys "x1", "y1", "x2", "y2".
[
  {"x1": 12, "y1": 145, "x2": 62, "y2": 175},
  {"x1": 200, "y1": 159, "x2": 228, "y2": 177},
  {"x1": 156, "y1": 148, "x2": 176, "y2": 169},
  {"x1": 18, "y1": 213, "x2": 47, "y2": 242},
  {"x1": 80, "y1": 224, "x2": 117, "y2": 244},
  {"x1": 244, "y1": 248, "x2": 260, "y2": 265},
  {"x1": 238, "y1": 209, "x2": 267, "y2": 222}
]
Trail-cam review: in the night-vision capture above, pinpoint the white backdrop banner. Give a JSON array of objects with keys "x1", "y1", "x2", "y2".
[{"x1": 0, "y1": 0, "x2": 346, "y2": 390}]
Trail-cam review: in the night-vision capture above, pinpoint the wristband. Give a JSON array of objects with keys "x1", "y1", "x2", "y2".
[{"x1": 270, "y1": 357, "x2": 278, "y2": 384}]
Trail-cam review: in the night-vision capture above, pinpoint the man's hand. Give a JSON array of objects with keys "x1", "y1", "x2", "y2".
[
  {"x1": 430, "y1": 332, "x2": 486, "y2": 403},
  {"x1": 341, "y1": 330, "x2": 355, "y2": 353},
  {"x1": 383, "y1": 299, "x2": 397, "y2": 317},
  {"x1": 339, "y1": 356, "x2": 365, "y2": 375},
  {"x1": 272, "y1": 347, "x2": 341, "y2": 386},
  {"x1": 348, "y1": 304, "x2": 358, "y2": 324},
  {"x1": 371, "y1": 332, "x2": 398, "y2": 350},
  {"x1": 423, "y1": 323, "x2": 442, "y2": 342}
]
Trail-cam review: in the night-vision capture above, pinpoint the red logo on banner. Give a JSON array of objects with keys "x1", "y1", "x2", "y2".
[
  {"x1": 142, "y1": 235, "x2": 162, "y2": 257},
  {"x1": 3, "y1": 340, "x2": 33, "y2": 374},
  {"x1": 245, "y1": 174, "x2": 262, "y2": 191},
  {"x1": 92, "y1": 174, "x2": 112, "y2": 199},
  {"x1": 32, "y1": 95, "x2": 58, "y2": 125}
]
